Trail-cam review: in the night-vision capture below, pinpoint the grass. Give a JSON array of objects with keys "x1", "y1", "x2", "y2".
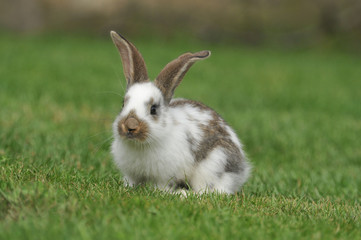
[{"x1": 0, "y1": 32, "x2": 360, "y2": 239}]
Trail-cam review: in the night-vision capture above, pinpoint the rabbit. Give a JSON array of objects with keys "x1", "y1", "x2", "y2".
[{"x1": 110, "y1": 31, "x2": 251, "y2": 194}]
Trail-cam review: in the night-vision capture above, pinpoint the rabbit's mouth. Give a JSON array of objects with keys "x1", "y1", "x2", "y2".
[{"x1": 125, "y1": 131, "x2": 142, "y2": 140}]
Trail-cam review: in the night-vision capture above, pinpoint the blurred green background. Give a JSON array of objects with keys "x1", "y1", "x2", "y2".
[
  {"x1": 1, "y1": 1, "x2": 361, "y2": 239},
  {"x1": 1, "y1": 0, "x2": 361, "y2": 50}
]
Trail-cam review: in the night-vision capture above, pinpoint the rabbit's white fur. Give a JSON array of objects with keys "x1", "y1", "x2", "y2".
[
  {"x1": 111, "y1": 83, "x2": 250, "y2": 193},
  {"x1": 110, "y1": 31, "x2": 251, "y2": 194}
]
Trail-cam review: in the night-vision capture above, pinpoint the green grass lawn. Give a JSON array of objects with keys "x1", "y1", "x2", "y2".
[{"x1": 0, "y1": 32, "x2": 360, "y2": 239}]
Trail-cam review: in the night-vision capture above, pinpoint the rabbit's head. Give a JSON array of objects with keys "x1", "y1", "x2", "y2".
[{"x1": 110, "y1": 31, "x2": 210, "y2": 143}]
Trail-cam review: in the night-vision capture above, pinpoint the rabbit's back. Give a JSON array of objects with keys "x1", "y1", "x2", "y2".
[{"x1": 169, "y1": 98, "x2": 251, "y2": 193}]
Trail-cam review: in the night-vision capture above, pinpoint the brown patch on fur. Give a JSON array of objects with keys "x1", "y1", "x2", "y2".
[
  {"x1": 196, "y1": 115, "x2": 244, "y2": 173},
  {"x1": 170, "y1": 99, "x2": 244, "y2": 174},
  {"x1": 170, "y1": 99, "x2": 210, "y2": 111},
  {"x1": 186, "y1": 132, "x2": 198, "y2": 155},
  {"x1": 224, "y1": 152, "x2": 243, "y2": 173},
  {"x1": 186, "y1": 132, "x2": 195, "y2": 146},
  {"x1": 117, "y1": 110, "x2": 149, "y2": 142}
]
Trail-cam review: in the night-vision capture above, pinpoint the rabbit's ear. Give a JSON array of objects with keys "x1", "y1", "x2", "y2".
[
  {"x1": 155, "y1": 50, "x2": 210, "y2": 104},
  {"x1": 110, "y1": 31, "x2": 149, "y2": 89}
]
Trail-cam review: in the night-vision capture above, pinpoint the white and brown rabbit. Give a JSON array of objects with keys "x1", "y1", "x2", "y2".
[{"x1": 110, "y1": 31, "x2": 251, "y2": 194}]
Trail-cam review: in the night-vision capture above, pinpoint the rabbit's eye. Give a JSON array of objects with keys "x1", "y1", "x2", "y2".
[{"x1": 150, "y1": 104, "x2": 158, "y2": 115}]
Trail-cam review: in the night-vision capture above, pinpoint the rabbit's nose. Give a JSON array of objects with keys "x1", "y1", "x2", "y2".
[{"x1": 124, "y1": 117, "x2": 140, "y2": 133}]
